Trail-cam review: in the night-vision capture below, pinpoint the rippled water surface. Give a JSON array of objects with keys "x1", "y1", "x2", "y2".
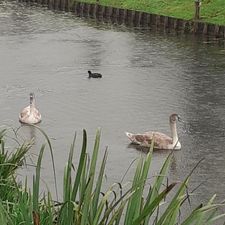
[{"x1": 1, "y1": 0, "x2": 225, "y2": 218}]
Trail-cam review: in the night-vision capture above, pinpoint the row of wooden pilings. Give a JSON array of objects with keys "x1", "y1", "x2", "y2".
[{"x1": 18, "y1": 0, "x2": 225, "y2": 38}]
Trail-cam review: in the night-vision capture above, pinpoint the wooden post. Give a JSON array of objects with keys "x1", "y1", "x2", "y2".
[
  {"x1": 214, "y1": 25, "x2": 220, "y2": 37},
  {"x1": 194, "y1": 0, "x2": 201, "y2": 20},
  {"x1": 203, "y1": 23, "x2": 208, "y2": 35},
  {"x1": 122, "y1": 9, "x2": 127, "y2": 24}
]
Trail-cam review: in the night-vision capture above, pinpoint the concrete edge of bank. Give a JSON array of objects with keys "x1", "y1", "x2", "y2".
[{"x1": 18, "y1": 0, "x2": 225, "y2": 38}]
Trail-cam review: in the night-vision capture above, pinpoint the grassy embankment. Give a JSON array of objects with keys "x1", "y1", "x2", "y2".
[{"x1": 77, "y1": 0, "x2": 225, "y2": 25}]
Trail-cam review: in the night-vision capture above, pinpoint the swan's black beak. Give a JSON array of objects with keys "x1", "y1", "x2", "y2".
[{"x1": 177, "y1": 115, "x2": 184, "y2": 123}]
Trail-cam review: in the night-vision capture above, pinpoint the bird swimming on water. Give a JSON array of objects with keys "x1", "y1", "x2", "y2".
[
  {"x1": 88, "y1": 70, "x2": 102, "y2": 78},
  {"x1": 125, "y1": 113, "x2": 181, "y2": 150},
  {"x1": 19, "y1": 93, "x2": 42, "y2": 124}
]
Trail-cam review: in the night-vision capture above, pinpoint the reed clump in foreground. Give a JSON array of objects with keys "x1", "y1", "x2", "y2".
[{"x1": 0, "y1": 127, "x2": 224, "y2": 225}]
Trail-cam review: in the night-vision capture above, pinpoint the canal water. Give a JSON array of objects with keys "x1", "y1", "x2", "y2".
[{"x1": 1, "y1": 0, "x2": 225, "y2": 219}]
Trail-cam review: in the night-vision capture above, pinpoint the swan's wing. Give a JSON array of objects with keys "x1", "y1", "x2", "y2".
[
  {"x1": 126, "y1": 131, "x2": 154, "y2": 147},
  {"x1": 19, "y1": 106, "x2": 41, "y2": 124},
  {"x1": 19, "y1": 106, "x2": 30, "y2": 119},
  {"x1": 148, "y1": 132, "x2": 172, "y2": 149},
  {"x1": 33, "y1": 108, "x2": 41, "y2": 117},
  {"x1": 126, "y1": 131, "x2": 172, "y2": 149}
]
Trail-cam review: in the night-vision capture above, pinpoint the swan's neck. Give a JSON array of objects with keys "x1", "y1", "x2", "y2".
[
  {"x1": 170, "y1": 122, "x2": 179, "y2": 147},
  {"x1": 30, "y1": 99, "x2": 35, "y2": 112}
]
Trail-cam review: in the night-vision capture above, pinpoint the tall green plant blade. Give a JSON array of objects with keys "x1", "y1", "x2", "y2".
[
  {"x1": 204, "y1": 208, "x2": 218, "y2": 225},
  {"x1": 0, "y1": 129, "x2": 6, "y2": 143},
  {"x1": 162, "y1": 194, "x2": 186, "y2": 225},
  {"x1": 107, "y1": 200, "x2": 128, "y2": 225},
  {"x1": 11, "y1": 179, "x2": 33, "y2": 225},
  {"x1": 149, "y1": 153, "x2": 172, "y2": 203},
  {"x1": 99, "y1": 187, "x2": 135, "y2": 225},
  {"x1": 78, "y1": 154, "x2": 88, "y2": 204},
  {"x1": 144, "y1": 152, "x2": 172, "y2": 225},
  {"x1": 0, "y1": 140, "x2": 32, "y2": 180},
  {"x1": 132, "y1": 182, "x2": 177, "y2": 225},
  {"x1": 132, "y1": 152, "x2": 152, "y2": 221},
  {"x1": 27, "y1": 125, "x2": 58, "y2": 201},
  {"x1": 74, "y1": 153, "x2": 89, "y2": 224},
  {"x1": 40, "y1": 192, "x2": 54, "y2": 225},
  {"x1": 60, "y1": 135, "x2": 76, "y2": 225},
  {"x1": 180, "y1": 204, "x2": 222, "y2": 225},
  {"x1": 181, "y1": 195, "x2": 225, "y2": 225},
  {"x1": 33, "y1": 144, "x2": 45, "y2": 214},
  {"x1": 155, "y1": 159, "x2": 207, "y2": 225},
  {"x1": 71, "y1": 129, "x2": 87, "y2": 201},
  {"x1": 205, "y1": 213, "x2": 225, "y2": 224},
  {"x1": 194, "y1": 194, "x2": 220, "y2": 225},
  {"x1": 0, "y1": 200, "x2": 13, "y2": 225},
  {"x1": 155, "y1": 175, "x2": 189, "y2": 225},
  {"x1": 80, "y1": 129, "x2": 101, "y2": 225},
  {"x1": 101, "y1": 187, "x2": 134, "y2": 225},
  {"x1": 124, "y1": 156, "x2": 143, "y2": 225},
  {"x1": 124, "y1": 139, "x2": 154, "y2": 225},
  {"x1": 93, "y1": 189, "x2": 112, "y2": 225},
  {"x1": 155, "y1": 159, "x2": 205, "y2": 225},
  {"x1": 64, "y1": 133, "x2": 76, "y2": 202},
  {"x1": 88, "y1": 129, "x2": 101, "y2": 179},
  {"x1": 92, "y1": 148, "x2": 108, "y2": 218}
]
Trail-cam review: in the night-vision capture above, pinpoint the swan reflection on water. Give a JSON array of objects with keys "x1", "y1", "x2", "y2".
[
  {"x1": 17, "y1": 124, "x2": 37, "y2": 148},
  {"x1": 127, "y1": 143, "x2": 175, "y2": 154}
]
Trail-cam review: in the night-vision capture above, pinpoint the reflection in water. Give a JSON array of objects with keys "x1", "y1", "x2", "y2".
[
  {"x1": 127, "y1": 143, "x2": 150, "y2": 153},
  {"x1": 19, "y1": 124, "x2": 37, "y2": 143},
  {"x1": 1, "y1": 1, "x2": 225, "y2": 220}
]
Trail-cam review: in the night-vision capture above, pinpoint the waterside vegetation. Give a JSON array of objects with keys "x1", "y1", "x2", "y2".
[
  {"x1": 0, "y1": 127, "x2": 225, "y2": 224},
  {"x1": 77, "y1": 0, "x2": 225, "y2": 25}
]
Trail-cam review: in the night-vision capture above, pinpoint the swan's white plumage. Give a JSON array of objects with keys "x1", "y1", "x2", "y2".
[
  {"x1": 19, "y1": 93, "x2": 41, "y2": 124},
  {"x1": 125, "y1": 114, "x2": 181, "y2": 150}
]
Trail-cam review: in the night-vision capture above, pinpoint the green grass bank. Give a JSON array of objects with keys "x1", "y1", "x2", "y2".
[{"x1": 77, "y1": 0, "x2": 225, "y2": 25}]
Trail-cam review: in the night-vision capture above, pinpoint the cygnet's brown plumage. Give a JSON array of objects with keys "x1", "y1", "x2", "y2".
[
  {"x1": 125, "y1": 114, "x2": 181, "y2": 150},
  {"x1": 19, "y1": 93, "x2": 41, "y2": 124}
]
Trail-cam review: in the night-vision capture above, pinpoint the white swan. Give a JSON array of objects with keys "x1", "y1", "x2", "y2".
[
  {"x1": 125, "y1": 113, "x2": 181, "y2": 150},
  {"x1": 19, "y1": 93, "x2": 42, "y2": 124}
]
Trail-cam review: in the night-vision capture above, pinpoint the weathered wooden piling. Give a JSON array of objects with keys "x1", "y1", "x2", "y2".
[{"x1": 18, "y1": 0, "x2": 225, "y2": 38}]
